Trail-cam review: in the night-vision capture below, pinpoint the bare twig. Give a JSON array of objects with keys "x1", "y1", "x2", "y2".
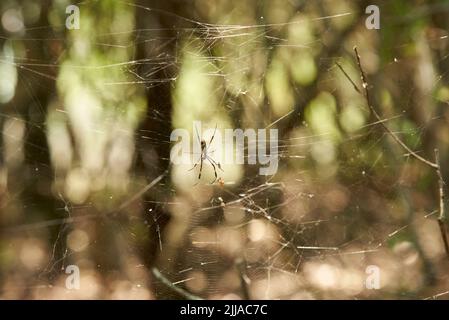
[
  {"x1": 335, "y1": 62, "x2": 361, "y2": 94},
  {"x1": 435, "y1": 149, "x2": 449, "y2": 258},
  {"x1": 353, "y1": 47, "x2": 438, "y2": 169},
  {"x1": 435, "y1": 150, "x2": 446, "y2": 221},
  {"x1": 151, "y1": 267, "x2": 203, "y2": 300},
  {"x1": 337, "y1": 46, "x2": 449, "y2": 260}
]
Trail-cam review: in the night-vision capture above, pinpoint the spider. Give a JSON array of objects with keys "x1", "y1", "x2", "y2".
[{"x1": 189, "y1": 124, "x2": 223, "y2": 184}]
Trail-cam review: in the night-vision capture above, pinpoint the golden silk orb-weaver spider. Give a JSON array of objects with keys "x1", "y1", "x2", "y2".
[{"x1": 189, "y1": 124, "x2": 223, "y2": 184}]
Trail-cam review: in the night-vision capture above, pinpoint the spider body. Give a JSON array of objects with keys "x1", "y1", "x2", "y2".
[{"x1": 201, "y1": 140, "x2": 206, "y2": 150}]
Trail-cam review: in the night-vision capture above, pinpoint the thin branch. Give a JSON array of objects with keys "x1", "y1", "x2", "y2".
[
  {"x1": 335, "y1": 62, "x2": 361, "y2": 94},
  {"x1": 151, "y1": 267, "x2": 203, "y2": 300},
  {"x1": 435, "y1": 149, "x2": 449, "y2": 258},
  {"x1": 352, "y1": 46, "x2": 438, "y2": 169},
  {"x1": 337, "y1": 46, "x2": 449, "y2": 260},
  {"x1": 435, "y1": 149, "x2": 446, "y2": 221}
]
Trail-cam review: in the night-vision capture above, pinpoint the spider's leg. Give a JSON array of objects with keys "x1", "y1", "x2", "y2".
[
  {"x1": 198, "y1": 157, "x2": 203, "y2": 180},
  {"x1": 193, "y1": 123, "x2": 205, "y2": 158},
  {"x1": 195, "y1": 123, "x2": 202, "y2": 145},
  {"x1": 206, "y1": 157, "x2": 218, "y2": 184},
  {"x1": 188, "y1": 161, "x2": 199, "y2": 171},
  {"x1": 207, "y1": 124, "x2": 218, "y2": 148},
  {"x1": 207, "y1": 156, "x2": 224, "y2": 171}
]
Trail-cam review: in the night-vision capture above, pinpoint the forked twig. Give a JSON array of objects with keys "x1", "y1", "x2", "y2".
[{"x1": 337, "y1": 46, "x2": 449, "y2": 260}]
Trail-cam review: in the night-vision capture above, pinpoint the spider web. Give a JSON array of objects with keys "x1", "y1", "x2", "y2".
[{"x1": 0, "y1": 0, "x2": 448, "y2": 300}]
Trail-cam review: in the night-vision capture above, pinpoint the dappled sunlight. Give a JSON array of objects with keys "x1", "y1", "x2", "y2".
[{"x1": 0, "y1": 0, "x2": 449, "y2": 301}]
